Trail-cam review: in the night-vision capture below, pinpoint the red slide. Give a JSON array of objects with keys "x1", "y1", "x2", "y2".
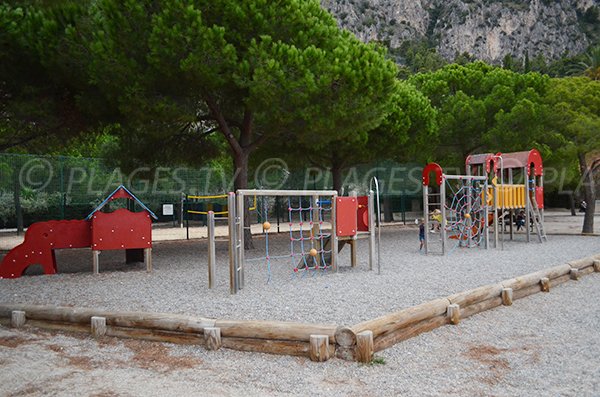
[{"x1": 0, "y1": 220, "x2": 91, "y2": 278}]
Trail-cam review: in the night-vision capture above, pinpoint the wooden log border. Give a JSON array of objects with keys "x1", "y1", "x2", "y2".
[{"x1": 0, "y1": 254, "x2": 598, "y2": 363}]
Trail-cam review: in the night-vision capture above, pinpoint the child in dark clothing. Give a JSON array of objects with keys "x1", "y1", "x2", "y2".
[{"x1": 419, "y1": 219, "x2": 425, "y2": 250}]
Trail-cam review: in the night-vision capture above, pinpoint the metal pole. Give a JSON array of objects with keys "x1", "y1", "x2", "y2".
[
  {"x1": 207, "y1": 211, "x2": 216, "y2": 289},
  {"x1": 524, "y1": 168, "x2": 531, "y2": 243},
  {"x1": 331, "y1": 194, "x2": 338, "y2": 272},
  {"x1": 423, "y1": 185, "x2": 429, "y2": 255},
  {"x1": 370, "y1": 176, "x2": 382, "y2": 275},
  {"x1": 483, "y1": 180, "x2": 489, "y2": 250},
  {"x1": 368, "y1": 190, "x2": 375, "y2": 271},
  {"x1": 236, "y1": 192, "x2": 245, "y2": 289},
  {"x1": 227, "y1": 192, "x2": 237, "y2": 294},
  {"x1": 441, "y1": 177, "x2": 447, "y2": 255}
]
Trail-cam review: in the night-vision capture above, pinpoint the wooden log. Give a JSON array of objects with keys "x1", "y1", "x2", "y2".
[
  {"x1": 106, "y1": 326, "x2": 204, "y2": 345},
  {"x1": 334, "y1": 326, "x2": 356, "y2": 347},
  {"x1": 373, "y1": 315, "x2": 447, "y2": 352},
  {"x1": 460, "y1": 297, "x2": 503, "y2": 319},
  {"x1": 568, "y1": 257, "x2": 595, "y2": 271},
  {"x1": 570, "y1": 268, "x2": 580, "y2": 280},
  {"x1": 221, "y1": 337, "x2": 335, "y2": 358},
  {"x1": 512, "y1": 284, "x2": 543, "y2": 300},
  {"x1": 551, "y1": 274, "x2": 571, "y2": 287},
  {"x1": 309, "y1": 335, "x2": 330, "y2": 362},
  {"x1": 11, "y1": 310, "x2": 26, "y2": 328},
  {"x1": 26, "y1": 320, "x2": 91, "y2": 334},
  {"x1": 0, "y1": 318, "x2": 10, "y2": 327},
  {"x1": 352, "y1": 298, "x2": 450, "y2": 339},
  {"x1": 0, "y1": 304, "x2": 215, "y2": 333},
  {"x1": 540, "y1": 277, "x2": 550, "y2": 292},
  {"x1": 335, "y1": 346, "x2": 355, "y2": 361},
  {"x1": 447, "y1": 284, "x2": 503, "y2": 307},
  {"x1": 501, "y1": 264, "x2": 571, "y2": 291},
  {"x1": 216, "y1": 320, "x2": 337, "y2": 343},
  {"x1": 501, "y1": 288, "x2": 513, "y2": 306},
  {"x1": 91, "y1": 316, "x2": 106, "y2": 338},
  {"x1": 447, "y1": 304, "x2": 460, "y2": 325},
  {"x1": 594, "y1": 260, "x2": 600, "y2": 273},
  {"x1": 356, "y1": 331, "x2": 374, "y2": 363},
  {"x1": 579, "y1": 266, "x2": 595, "y2": 277},
  {"x1": 204, "y1": 327, "x2": 222, "y2": 351}
]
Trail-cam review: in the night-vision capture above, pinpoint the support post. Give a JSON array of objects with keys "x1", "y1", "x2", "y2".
[
  {"x1": 441, "y1": 179, "x2": 447, "y2": 254},
  {"x1": 11, "y1": 310, "x2": 26, "y2": 328},
  {"x1": 570, "y1": 268, "x2": 580, "y2": 280},
  {"x1": 204, "y1": 327, "x2": 222, "y2": 351},
  {"x1": 207, "y1": 211, "x2": 216, "y2": 289},
  {"x1": 350, "y1": 240, "x2": 357, "y2": 268},
  {"x1": 312, "y1": 194, "x2": 322, "y2": 268},
  {"x1": 368, "y1": 190, "x2": 375, "y2": 271},
  {"x1": 525, "y1": 169, "x2": 531, "y2": 243},
  {"x1": 144, "y1": 248, "x2": 152, "y2": 273},
  {"x1": 540, "y1": 277, "x2": 550, "y2": 292},
  {"x1": 91, "y1": 316, "x2": 106, "y2": 337},
  {"x1": 236, "y1": 192, "x2": 245, "y2": 290},
  {"x1": 331, "y1": 194, "x2": 338, "y2": 272},
  {"x1": 92, "y1": 250, "x2": 100, "y2": 274},
  {"x1": 447, "y1": 304, "x2": 460, "y2": 325},
  {"x1": 309, "y1": 335, "x2": 330, "y2": 362},
  {"x1": 356, "y1": 330, "x2": 374, "y2": 363},
  {"x1": 501, "y1": 288, "x2": 513, "y2": 306},
  {"x1": 228, "y1": 192, "x2": 238, "y2": 294},
  {"x1": 423, "y1": 185, "x2": 429, "y2": 255}
]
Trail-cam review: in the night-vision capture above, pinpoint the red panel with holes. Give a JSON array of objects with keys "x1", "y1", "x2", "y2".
[
  {"x1": 357, "y1": 196, "x2": 369, "y2": 232},
  {"x1": 336, "y1": 197, "x2": 358, "y2": 237},
  {"x1": 91, "y1": 208, "x2": 152, "y2": 250}
]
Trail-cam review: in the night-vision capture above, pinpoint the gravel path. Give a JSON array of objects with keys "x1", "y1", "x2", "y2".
[
  {"x1": 0, "y1": 272, "x2": 598, "y2": 396},
  {"x1": 0, "y1": 226, "x2": 598, "y2": 326}
]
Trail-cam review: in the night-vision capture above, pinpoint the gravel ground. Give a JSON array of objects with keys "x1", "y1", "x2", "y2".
[
  {"x1": 0, "y1": 272, "x2": 598, "y2": 396},
  {"x1": 0, "y1": 226, "x2": 598, "y2": 326}
]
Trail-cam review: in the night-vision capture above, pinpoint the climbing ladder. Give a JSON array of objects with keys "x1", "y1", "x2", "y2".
[{"x1": 529, "y1": 194, "x2": 547, "y2": 243}]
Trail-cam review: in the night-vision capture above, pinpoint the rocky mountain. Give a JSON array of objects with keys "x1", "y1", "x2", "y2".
[{"x1": 321, "y1": 0, "x2": 600, "y2": 63}]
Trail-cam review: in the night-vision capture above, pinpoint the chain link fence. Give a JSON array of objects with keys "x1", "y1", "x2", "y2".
[{"x1": 0, "y1": 153, "x2": 424, "y2": 230}]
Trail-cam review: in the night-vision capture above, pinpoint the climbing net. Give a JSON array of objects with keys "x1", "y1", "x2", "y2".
[
  {"x1": 243, "y1": 193, "x2": 334, "y2": 283},
  {"x1": 444, "y1": 180, "x2": 486, "y2": 250}
]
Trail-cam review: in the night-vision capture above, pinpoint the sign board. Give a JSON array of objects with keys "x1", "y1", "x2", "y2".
[{"x1": 162, "y1": 204, "x2": 174, "y2": 216}]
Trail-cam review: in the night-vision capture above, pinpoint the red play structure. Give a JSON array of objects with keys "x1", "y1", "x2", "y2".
[{"x1": 0, "y1": 185, "x2": 157, "y2": 278}]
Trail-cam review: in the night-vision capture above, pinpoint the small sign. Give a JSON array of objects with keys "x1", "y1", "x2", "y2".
[{"x1": 162, "y1": 204, "x2": 174, "y2": 216}]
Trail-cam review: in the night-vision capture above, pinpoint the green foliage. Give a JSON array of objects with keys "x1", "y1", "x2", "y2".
[{"x1": 410, "y1": 62, "x2": 549, "y2": 168}]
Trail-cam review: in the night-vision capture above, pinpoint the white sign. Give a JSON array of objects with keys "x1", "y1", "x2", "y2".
[{"x1": 162, "y1": 204, "x2": 174, "y2": 216}]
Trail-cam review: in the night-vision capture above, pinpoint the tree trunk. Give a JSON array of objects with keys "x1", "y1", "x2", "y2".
[
  {"x1": 578, "y1": 153, "x2": 595, "y2": 234},
  {"x1": 568, "y1": 191, "x2": 576, "y2": 216},
  {"x1": 234, "y1": 151, "x2": 254, "y2": 249},
  {"x1": 332, "y1": 166, "x2": 343, "y2": 194}
]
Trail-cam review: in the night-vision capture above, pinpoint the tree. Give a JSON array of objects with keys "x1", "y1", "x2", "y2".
[
  {"x1": 81, "y1": 0, "x2": 398, "y2": 194},
  {"x1": 263, "y1": 81, "x2": 438, "y2": 192},
  {"x1": 543, "y1": 77, "x2": 600, "y2": 233},
  {"x1": 409, "y1": 62, "x2": 549, "y2": 169}
]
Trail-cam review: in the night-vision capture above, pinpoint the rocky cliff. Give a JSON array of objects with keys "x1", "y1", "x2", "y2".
[{"x1": 321, "y1": 0, "x2": 600, "y2": 63}]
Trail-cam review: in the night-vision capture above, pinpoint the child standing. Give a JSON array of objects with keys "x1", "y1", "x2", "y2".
[{"x1": 419, "y1": 219, "x2": 425, "y2": 250}]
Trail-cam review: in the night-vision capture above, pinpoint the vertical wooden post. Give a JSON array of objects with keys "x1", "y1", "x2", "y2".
[
  {"x1": 204, "y1": 327, "x2": 222, "y2": 351},
  {"x1": 350, "y1": 240, "x2": 357, "y2": 268},
  {"x1": 144, "y1": 248, "x2": 152, "y2": 273},
  {"x1": 207, "y1": 211, "x2": 216, "y2": 289},
  {"x1": 593, "y1": 260, "x2": 600, "y2": 273},
  {"x1": 11, "y1": 310, "x2": 26, "y2": 328},
  {"x1": 447, "y1": 304, "x2": 460, "y2": 325},
  {"x1": 312, "y1": 194, "x2": 322, "y2": 269},
  {"x1": 356, "y1": 331, "x2": 374, "y2": 363},
  {"x1": 309, "y1": 335, "x2": 330, "y2": 362},
  {"x1": 540, "y1": 277, "x2": 550, "y2": 292},
  {"x1": 92, "y1": 250, "x2": 100, "y2": 274},
  {"x1": 91, "y1": 316, "x2": 106, "y2": 337},
  {"x1": 331, "y1": 194, "x2": 338, "y2": 272},
  {"x1": 501, "y1": 288, "x2": 513, "y2": 306},
  {"x1": 570, "y1": 268, "x2": 580, "y2": 280}
]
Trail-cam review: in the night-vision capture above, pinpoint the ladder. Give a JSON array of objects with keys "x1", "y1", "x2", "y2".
[{"x1": 529, "y1": 195, "x2": 547, "y2": 243}]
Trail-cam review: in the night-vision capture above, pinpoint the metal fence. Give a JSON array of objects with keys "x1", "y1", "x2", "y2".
[{"x1": 0, "y1": 153, "x2": 424, "y2": 229}]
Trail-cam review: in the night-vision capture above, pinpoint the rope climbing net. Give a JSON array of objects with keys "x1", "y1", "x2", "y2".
[
  {"x1": 235, "y1": 190, "x2": 337, "y2": 287},
  {"x1": 444, "y1": 180, "x2": 486, "y2": 251}
]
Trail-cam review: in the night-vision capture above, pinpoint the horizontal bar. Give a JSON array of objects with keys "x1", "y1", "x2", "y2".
[
  {"x1": 237, "y1": 189, "x2": 338, "y2": 197},
  {"x1": 443, "y1": 175, "x2": 488, "y2": 181}
]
